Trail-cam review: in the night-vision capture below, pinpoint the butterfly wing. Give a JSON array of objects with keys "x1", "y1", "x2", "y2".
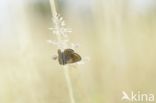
[
  {"x1": 68, "y1": 53, "x2": 81, "y2": 63},
  {"x1": 58, "y1": 49, "x2": 81, "y2": 65},
  {"x1": 58, "y1": 49, "x2": 64, "y2": 65},
  {"x1": 64, "y1": 49, "x2": 74, "y2": 54},
  {"x1": 64, "y1": 49, "x2": 81, "y2": 64}
]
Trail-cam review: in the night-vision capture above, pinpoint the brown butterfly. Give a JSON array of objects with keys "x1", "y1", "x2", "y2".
[{"x1": 58, "y1": 49, "x2": 81, "y2": 65}]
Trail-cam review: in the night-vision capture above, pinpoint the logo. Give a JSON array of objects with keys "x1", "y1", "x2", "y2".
[{"x1": 121, "y1": 91, "x2": 154, "y2": 102}]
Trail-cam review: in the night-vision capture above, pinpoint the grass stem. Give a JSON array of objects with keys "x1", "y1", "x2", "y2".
[{"x1": 49, "y1": 0, "x2": 76, "y2": 103}]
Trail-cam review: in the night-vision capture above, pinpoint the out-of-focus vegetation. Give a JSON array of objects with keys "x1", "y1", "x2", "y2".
[{"x1": 0, "y1": 0, "x2": 156, "y2": 103}]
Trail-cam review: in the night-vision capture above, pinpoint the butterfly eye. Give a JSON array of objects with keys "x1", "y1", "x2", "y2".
[{"x1": 52, "y1": 55, "x2": 58, "y2": 60}]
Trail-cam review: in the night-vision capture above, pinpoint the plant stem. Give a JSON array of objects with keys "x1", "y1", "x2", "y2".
[
  {"x1": 63, "y1": 66, "x2": 75, "y2": 103},
  {"x1": 49, "y1": 0, "x2": 76, "y2": 103},
  {"x1": 49, "y1": 0, "x2": 57, "y2": 16},
  {"x1": 49, "y1": 0, "x2": 62, "y2": 44}
]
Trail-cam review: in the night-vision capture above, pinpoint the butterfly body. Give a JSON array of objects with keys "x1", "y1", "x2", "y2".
[{"x1": 58, "y1": 49, "x2": 81, "y2": 65}]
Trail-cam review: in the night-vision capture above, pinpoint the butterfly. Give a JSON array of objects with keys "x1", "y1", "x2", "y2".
[{"x1": 57, "y1": 49, "x2": 81, "y2": 65}]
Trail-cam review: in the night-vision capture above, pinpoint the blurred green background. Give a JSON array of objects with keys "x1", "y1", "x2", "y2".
[{"x1": 0, "y1": 0, "x2": 156, "y2": 103}]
